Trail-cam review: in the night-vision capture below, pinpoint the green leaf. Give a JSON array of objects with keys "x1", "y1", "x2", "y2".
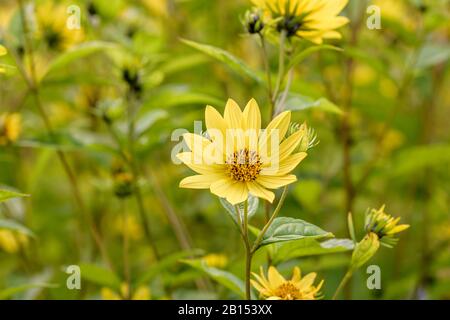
[
  {"x1": 389, "y1": 144, "x2": 450, "y2": 177},
  {"x1": 0, "y1": 189, "x2": 29, "y2": 203},
  {"x1": 43, "y1": 41, "x2": 117, "y2": 78},
  {"x1": 259, "y1": 217, "x2": 333, "y2": 247},
  {"x1": 135, "y1": 109, "x2": 168, "y2": 138},
  {"x1": 138, "y1": 249, "x2": 203, "y2": 284},
  {"x1": 181, "y1": 39, "x2": 263, "y2": 83},
  {"x1": 0, "y1": 219, "x2": 35, "y2": 237},
  {"x1": 415, "y1": 44, "x2": 450, "y2": 70},
  {"x1": 285, "y1": 93, "x2": 343, "y2": 115},
  {"x1": 79, "y1": 264, "x2": 121, "y2": 290},
  {"x1": 0, "y1": 283, "x2": 57, "y2": 300},
  {"x1": 219, "y1": 195, "x2": 259, "y2": 227},
  {"x1": 287, "y1": 45, "x2": 343, "y2": 71},
  {"x1": 182, "y1": 259, "x2": 246, "y2": 299},
  {"x1": 272, "y1": 238, "x2": 354, "y2": 264}
]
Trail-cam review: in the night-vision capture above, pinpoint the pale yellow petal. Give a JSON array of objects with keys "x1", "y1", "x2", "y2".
[
  {"x1": 247, "y1": 181, "x2": 275, "y2": 203},
  {"x1": 224, "y1": 98, "x2": 243, "y2": 129},
  {"x1": 177, "y1": 152, "x2": 222, "y2": 175},
  {"x1": 242, "y1": 98, "x2": 261, "y2": 133},
  {"x1": 267, "y1": 266, "x2": 285, "y2": 288},
  {"x1": 291, "y1": 266, "x2": 301, "y2": 282},
  {"x1": 205, "y1": 105, "x2": 227, "y2": 141},
  {"x1": 262, "y1": 152, "x2": 307, "y2": 176},
  {"x1": 298, "y1": 272, "x2": 317, "y2": 290},
  {"x1": 256, "y1": 175, "x2": 297, "y2": 189},
  {"x1": 179, "y1": 174, "x2": 225, "y2": 189}
]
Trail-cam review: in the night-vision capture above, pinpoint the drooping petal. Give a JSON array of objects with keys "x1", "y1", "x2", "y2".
[
  {"x1": 256, "y1": 175, "x2": 297, "y2": 189},
  {"x1": 225, "y1": 181, "x2": 249, "y2": 205},
  {"x1": 247, "y1": 181, "x2": 275, "y2": 203}
]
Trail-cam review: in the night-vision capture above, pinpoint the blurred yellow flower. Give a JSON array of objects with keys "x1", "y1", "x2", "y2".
[
  {"x1": 251, "y1": 266, "x2": 323, "y2": 300},
  {"x1": 251, "y1": 0, "x2": 349, "y2": 43},
  {"x1": 365, "y1": 205, "x2": 409, "y2": 247},
  {"x1": 0, "y1": 113, "x2": 22, "y2": 146},
  {"x1": 113, "y1": 214, "x2": 143, "y2": 241},
  {"x1": 178, "y1": 98, "x2": 307, "y2": 205},
  {"x1": 0, "y1": 45, "x2": 7, "y2": 74},
  {"x1": 36, "y1": 1, "x2": 84, "y2": 51},
  {"x1": 0, "y1": 229, "x2": 29, "y2": 254},
  {"x1": 202, "y1": 253, "x2": 229, "y2": 268},
  {"x1": 101, "y1": 283, "x2": 151, "y2": 300}
]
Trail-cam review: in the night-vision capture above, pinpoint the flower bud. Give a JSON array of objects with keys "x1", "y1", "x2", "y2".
[
  {"x1": 243, "y1": 9, "x2": 264, "y2": 34},
  {"x1": 350, "y1": 232, "x2": 380, "y2": 270}
]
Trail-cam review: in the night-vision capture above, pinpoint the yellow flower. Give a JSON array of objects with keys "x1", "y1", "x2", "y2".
[
  {"x1": 178, "y1": 98, "x2": 308, "y2": 205},
  {"x1": 101, "y1": 283, "x2": 151, "y2": 300},
  {"x1": 251, "y1": 266, "x2": 323, "y2": 300},
  {"x1": 202, "y1": 253, "x2": 229, "y2": 268},
  {"x1": 251, "y1": 0, "x2": 349, "y2": 44},
  {"x1": 365, "y1": 205, "x2": 409, "y2": 247},
  {"x1": 36, "y1": 1, "x2": 84, "y2": 51},
  {"x1": 0, "y1": 229, "x2": 29, "y2": 254},
  {"x1": 0, "y1": 45, "x2": 7, "y2": 74},
  {"x1": 0, "y1": 113, "x2": 22, "y2": 146}
]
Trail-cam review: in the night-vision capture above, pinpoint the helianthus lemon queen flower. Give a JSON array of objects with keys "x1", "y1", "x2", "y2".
[
  {"x1": 251, "y1": 0, "x2": 349, "y2": 44},
  {"x1": 177, "y1": 98, "x2": 307, "y2": 205},
  {"x1": 251, "y1": 266, "x2": 323, "y2": 300}
]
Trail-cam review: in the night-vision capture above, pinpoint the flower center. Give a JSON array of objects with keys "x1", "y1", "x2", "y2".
[
  {"x1": 274, "y1": 282, "x2": 302, "y2": 300},
  {"x1": 226, "y1": 149, "x2": 262, "y2": 182}
]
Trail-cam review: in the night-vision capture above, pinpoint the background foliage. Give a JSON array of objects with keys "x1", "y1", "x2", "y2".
[{"x1": 0, "y1": 0, "x2": 449, "y2": 299}]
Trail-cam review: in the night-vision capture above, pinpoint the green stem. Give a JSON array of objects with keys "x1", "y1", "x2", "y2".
[
  {"x1": 16, "y1": 0, "x2": 113, "y2": 271},
  {"x1": 242, "y1": 200, "x2": 252, "y2": 300},
  {"x1": 332, "y1": 269, "x2": 353, "y2": 300},
  {"x1": 259, "y1": 34, "x2": 275, "y2": 117},
  {"x1": 251, "y1": 186, "x2": 288, "y2": 254},
  {"x1": 272, "y1": 30, "x2": 287, "y2": 117},
  {"x1": 126, "y1": 94, "x2": 160, "y2": 261}
]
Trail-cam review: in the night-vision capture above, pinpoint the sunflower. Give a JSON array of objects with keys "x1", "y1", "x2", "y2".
[
  {"x1": 36, "y1": 1, "x2": 84, "y2": 51},
  {"x1": 177, "y1": 98, "x2": 308, "y2": 205},
  {"x1": 251, "y1": 0, "x2": 349, "y2": 44},
  {"x1": 251, "y1": 266, "x2": 323, "y2": 300},
  {"x1": 0, "y1": 113, "x2": 21, "y2": 146}
]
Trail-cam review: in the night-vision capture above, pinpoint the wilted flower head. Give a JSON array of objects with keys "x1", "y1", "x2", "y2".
[
  {"x1": 251, "y1": 0, "x2": 349, "y2": 43},
  {"x1": 0, "y1": 113, "x2": 22, "y2": 146},
  {"x1": 178, "y1": 98, "x2": 308, "y2": 205},
  {"x1": 365, "y1": 205, "x2": 409, "y2": 247},
  {"x1": 243, "y1": 8, "x2": 265, "y2": 34},
  {"x1": 251, "y1": 266, "x2": 323, "y2": 300},
  {"x1": 111, "y1": 161, "x2": 134, "y2": 198}
]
